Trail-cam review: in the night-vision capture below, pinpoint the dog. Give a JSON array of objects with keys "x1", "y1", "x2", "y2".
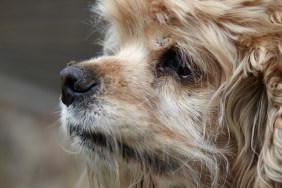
[{"x1": 59, "y1": 0, "x2": 282, "y2": 187}]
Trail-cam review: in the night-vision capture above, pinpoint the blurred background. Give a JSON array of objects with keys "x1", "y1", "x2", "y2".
[{"x1": 0, "y1": 0, "x2": 101, "y2": 187}]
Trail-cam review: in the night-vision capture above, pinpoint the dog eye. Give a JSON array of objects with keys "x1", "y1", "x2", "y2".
[{"x1": 157, "y1": 48, "x2": 195, "y2": 81}]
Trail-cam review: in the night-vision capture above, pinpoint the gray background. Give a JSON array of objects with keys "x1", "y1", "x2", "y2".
[{"x1": 0, "y1": 0, "x2": 101, "y2": 187}]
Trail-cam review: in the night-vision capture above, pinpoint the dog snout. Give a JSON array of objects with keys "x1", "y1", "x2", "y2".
[{"x1": 60, "y1": 65, "x2": 99, "y2": 106}]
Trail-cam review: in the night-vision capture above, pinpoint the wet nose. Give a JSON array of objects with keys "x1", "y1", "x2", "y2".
[{"x1": 59, "y1": 66, "x2": 99, "y2": 106}]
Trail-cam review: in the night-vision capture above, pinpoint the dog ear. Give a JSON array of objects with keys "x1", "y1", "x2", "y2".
[
  {"x1": 222, "y1": 33, "x2": 282, "y2": 187},
  {"x1": 218, "y1": 4, "x2": 282, "y2": 186},
  {"x1": 256, "y1": 44, "x2": 282, "y2": 187}
]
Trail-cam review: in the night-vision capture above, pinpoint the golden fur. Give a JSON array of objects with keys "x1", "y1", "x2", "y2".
[{"x1": 60, "y1": 0, "x2": 282, "y2": 187}]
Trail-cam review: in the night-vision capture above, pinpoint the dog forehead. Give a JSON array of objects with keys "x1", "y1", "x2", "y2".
[
  {"x1": 97, "y1": 0, "x2": 195, "y2": 27},
  {"x1": 96, "y1": 0, "x2": 237, "y2": 23},
  {"x1": 97, "y1": 0, "x2": 281, "y2": 25},
  {"x1": 95, "y1": 0, "x2": 240, "y2": 40}
]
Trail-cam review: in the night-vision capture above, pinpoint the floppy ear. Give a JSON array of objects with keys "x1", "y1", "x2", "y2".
[
  {"x1": 217, "y1": 3, "x2": 282, "y2": 186},
  {"x1": 257, "y1": 45, "x2": 282, "y2": 187},
  {"x1": 222, "y1": 35, "x2": 282, "y2": 187}
]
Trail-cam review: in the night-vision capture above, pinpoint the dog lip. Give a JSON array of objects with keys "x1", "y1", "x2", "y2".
[
  {"x1": 69, "y1": 125, "x2": 114, "y2": 151},
  {"x1": 69, "y1": 125, "x2": 180, "y2": 173}
]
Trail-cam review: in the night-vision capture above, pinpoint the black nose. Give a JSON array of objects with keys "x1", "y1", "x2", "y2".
[{"x1": 59, "y1": 66, "x2": 99, "y2": 106}]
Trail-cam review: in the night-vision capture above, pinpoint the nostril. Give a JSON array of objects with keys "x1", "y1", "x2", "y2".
[
  {"x1": 59, "y1": 66, "x2": 99, "y2": 106},
  {"x1": 62, "y1": 73, "x2": 77, "y2": 92}
]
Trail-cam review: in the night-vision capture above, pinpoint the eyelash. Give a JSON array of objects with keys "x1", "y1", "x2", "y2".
[{"x1": 156, "y1": 48, "x2": 202, "y2": 82}]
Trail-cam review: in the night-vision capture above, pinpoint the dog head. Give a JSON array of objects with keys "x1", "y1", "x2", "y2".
[{"x1": 60, "y1": 0, "x2": 282, "y2": 187}]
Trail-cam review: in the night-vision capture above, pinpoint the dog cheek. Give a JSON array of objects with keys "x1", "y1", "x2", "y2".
[{"x1": 59, "y1": 103, "x2": 69, "y2": 137}]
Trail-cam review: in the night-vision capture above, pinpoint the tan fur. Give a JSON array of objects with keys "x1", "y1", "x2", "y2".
[{"x1": 60, "y1": 0, "x2": 282, "y2": 187}]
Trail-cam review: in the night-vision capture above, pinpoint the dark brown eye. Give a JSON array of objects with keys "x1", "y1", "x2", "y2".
[{"x1": 157, "y1": 48, "x2": 195, "y2": 82}]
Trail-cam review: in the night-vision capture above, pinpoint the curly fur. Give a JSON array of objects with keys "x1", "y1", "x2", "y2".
[{"x1": 60, "y1": 0, "x2": 282, "y2": 187}]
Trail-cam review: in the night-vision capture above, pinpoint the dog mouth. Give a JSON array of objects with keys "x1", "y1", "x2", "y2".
[
  {"x1": 69, "y1": 125, "x2": 138, "y2": 157},
  {"x1": 69, "y1": 125, "x2": 180, "y2": 173},
  {"x1": 69, "y1": 125, "x2": 115, "y2": 152}
]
